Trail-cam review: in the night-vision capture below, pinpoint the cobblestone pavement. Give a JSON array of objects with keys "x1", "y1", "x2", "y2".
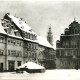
[{"x1": 0, "y1": 70, "x2": 80, "y2": 80}]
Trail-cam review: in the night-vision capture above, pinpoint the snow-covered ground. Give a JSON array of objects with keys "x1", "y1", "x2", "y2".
[{"x1": 0, "y1": 70, "x2": 80, "y2": 80}]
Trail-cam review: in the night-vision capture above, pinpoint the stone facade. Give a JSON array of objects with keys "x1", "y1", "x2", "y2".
[{"x1": 56, "y1": 20, "x2": 80, "y2": 69}]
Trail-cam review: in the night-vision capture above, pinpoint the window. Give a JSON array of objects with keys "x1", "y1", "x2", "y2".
[
  {"x1": 14, "y1": 51, "x2": 16, "y2": 56},
  {"x1": 11, "y1": 50, "x2": 14, "y2": 56},
  {"x1": 25, "y1": 32, "x2": 28, "y2": 38},
  {"x1": 17, "y1": 61, "x2": 21, "y2": 67},
  {"x1": 17, "y1": 51, "x2": 19, "y2": 57},
  {"x1": 8, "y1": 40, "x2": 10, "y2": 44},
  {"x1": 32, "y1": 44, "x2": 34, "y2": 49},
  {"x1": 11, "y1": 39, "x2": 13, "y2": 43},
  {"x1": 28, "y1": 52, "x2": 31, "y2": 57},
  {"x1": 35, "y1": 45, "x2": 37, "y2": 49},
  {"x1": 8, "y1": 50, "x2": 10, "y2": 55},
  {"x1": 27, "y1": 52, "x2": 28, "y2": 57},
  {"x1": 77, "y1": 40, "x2": 79, "y2": 48},
  {"x1": 13, "y1": 41, "x2": 16, "y2": 45},
  {"x1": 78, "y1": 50, "x2": 80, "y2": 56},
  {"x1": 19, "y1": 51, "x2": 22, "y2": 57},
  {"x1": 29, "y1": 44, "x2": 31, "y2": 49},
  {"x1": 25, "y1": 53, "x2": 28, "y2": 57},
  {"x1": 29, "y1": 33, "x2": 30, "y2": 39},
  {"x1": 30, "y1": 34, "x2": 33, "y2": 40},
  {"x1": 0, "y1": 36, "x2": 4, "y2": 43},
  {"x1": 17, "y1": 41, "x2": 19, "y2": 46},
  {"x1": 33, "y1": 35, "x2": 35, "y2": 40},
  {"x1": 0, "y1": 50, "x2": 4, "y2": 55},
  {"x1": 20, "y1": 42, "x2": 22, "y2": 46}
]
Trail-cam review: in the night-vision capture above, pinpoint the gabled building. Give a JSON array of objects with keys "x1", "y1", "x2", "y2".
[
  {"x1": 56, "y1": 19, "x2": 80, "y2": 69},
  {"x1": 0, "y1": 13, "x2": 55, "y2": 71}
]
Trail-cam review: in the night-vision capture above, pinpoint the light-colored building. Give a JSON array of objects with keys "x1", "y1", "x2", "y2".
[{"x1": 0, "y1": 13, "x2": 55, "y2": 71}]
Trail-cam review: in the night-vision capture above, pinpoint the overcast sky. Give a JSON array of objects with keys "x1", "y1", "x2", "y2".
[{"x1": 0, "y1": 0, "x2": 80, "y2": 49}]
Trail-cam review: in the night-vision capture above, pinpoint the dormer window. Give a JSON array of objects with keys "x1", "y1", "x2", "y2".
[
  {"x1": 21, "y1": 26, "x2": 24, "y2": 29},
  {"x1": 6, "y1": 13, "x2": 10, "y2": 15},
  {"x1": 19, "y1": 21, "x2": 22, "y2": 24},
  {"x1": 20, "y1": 18, "x2": 23, "y2": 20},
  {"x1": 29, "y1": 29, "x2": 32, "y2": 32},
  {"x1": 28, "y1": 33, "x2": 30, "y2": 39},
  {"x1": 25, "y1": 32, "x2": 28, "y2": 38}
]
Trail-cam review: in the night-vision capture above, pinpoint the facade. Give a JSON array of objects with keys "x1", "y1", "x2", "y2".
[
  {"x1": 56, "y1": 19, "x2": 80, "y2": 69},
  {"x1": 0, "y1": 13, "x2": 55, "y2": 71},
  {"x1": 38, "y1": 44, "x2": 56, "y2": 69}
]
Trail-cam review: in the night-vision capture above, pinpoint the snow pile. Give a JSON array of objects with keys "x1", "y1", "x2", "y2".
[{"x1": 17, "y1": 62, "x2": 45, "y2": 69}]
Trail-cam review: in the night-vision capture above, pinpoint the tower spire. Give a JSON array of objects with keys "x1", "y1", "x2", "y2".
[
  {"x1": 49, "y1": 24, "x2": 51, "y2": 32},
  {"x1": 47, "y1": 24, "x2": 53, "y2": 46},
  {"x1": 74, "y1": 17, "x2": 76, "y2": 21}
]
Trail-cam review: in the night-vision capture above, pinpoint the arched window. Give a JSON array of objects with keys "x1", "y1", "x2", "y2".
[
  {"x1": 74, "y1": 29, "x2": 77, "y2": 34},
  {"x1": 29, "y1": 33, "x2": 30, "y2": 39},
  {"x1": 27, "y1": 33, "x2": 30, "y2": 39},
  {"x1": 77, "y1": 40, "x2": 79, "y2": 48}
]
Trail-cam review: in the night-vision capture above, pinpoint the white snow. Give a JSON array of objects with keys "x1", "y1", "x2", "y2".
[
  {"x1": 0, "y1": 70, "x2": 80, "y2": 80},
  {"x1": 24, "y1": 38, "x2": 38, "y2": 43},
  {"x1": 7, "y1": 34, "x2": 23, "y2": 40},
  {"x1": 17, "y1": 62, "x2": 45, "y2": 69},
  {"x1": 37, "y1": 35, "x2": 53, "y2": 48}
]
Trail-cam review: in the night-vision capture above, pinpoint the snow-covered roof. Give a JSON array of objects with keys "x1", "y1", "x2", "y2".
[
  {"x1": 7, "y1": 14, "x2": 36, "y2": 34},
  {"x1": 0, "y1": 20, "x2": 7, "y2": 34},
  {"x1": 37, "y1": 35, "x2": 53, "y2": 48},
  {"x1": 7, "y1": 14, "x2": 53, "y2": 48},
  {"x1": 24, "y1": 38, "x2": 38, "y2": 43},
  {"x1": 17, "y1": 62, "x2": 45, "y2": 69},
  {"x1": 0, "y1": 13, "x2": 54, "y2": 49}
]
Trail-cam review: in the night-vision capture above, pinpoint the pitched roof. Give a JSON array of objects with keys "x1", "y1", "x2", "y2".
[
  {"x1": 7, "y1": 14, "x2": 36, "y2": 34},
  {"x1": 37, "y1": 35, "x2": 53, "y2": 48},
  {"x1": 0, "y1": 13, "x2": 54, "y2": 49}
]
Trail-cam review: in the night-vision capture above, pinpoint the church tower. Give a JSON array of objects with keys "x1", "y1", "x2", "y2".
[{"x1": 47, "y1": 24, "x2": 53, "y2": 46}]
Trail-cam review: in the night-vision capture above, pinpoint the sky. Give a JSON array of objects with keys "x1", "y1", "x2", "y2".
[{"x1": 0, "y1": 0, "x2": 80, "y2": 49}]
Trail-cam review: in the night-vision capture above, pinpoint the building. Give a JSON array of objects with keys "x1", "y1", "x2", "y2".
[
  {"x1": 56, "y1": 19, "x2": 80, "y2": 69},
  {"x1": 37, "y1": 36, "x2": 56, "y2": 69},
  {"x1": 47, "y1": 25, "x2": 53, "y2": 46},
  {"x1": 0, "y1": 13, "x2": 55, "y2": 71}
]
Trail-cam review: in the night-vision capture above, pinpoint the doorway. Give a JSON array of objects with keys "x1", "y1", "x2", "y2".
[
  {"x1": 0, "y1": 63, "x2": 3, "y2": 71},
  {"x1": 8, "y1": 61, "x2": 15, "y2": 71}
]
